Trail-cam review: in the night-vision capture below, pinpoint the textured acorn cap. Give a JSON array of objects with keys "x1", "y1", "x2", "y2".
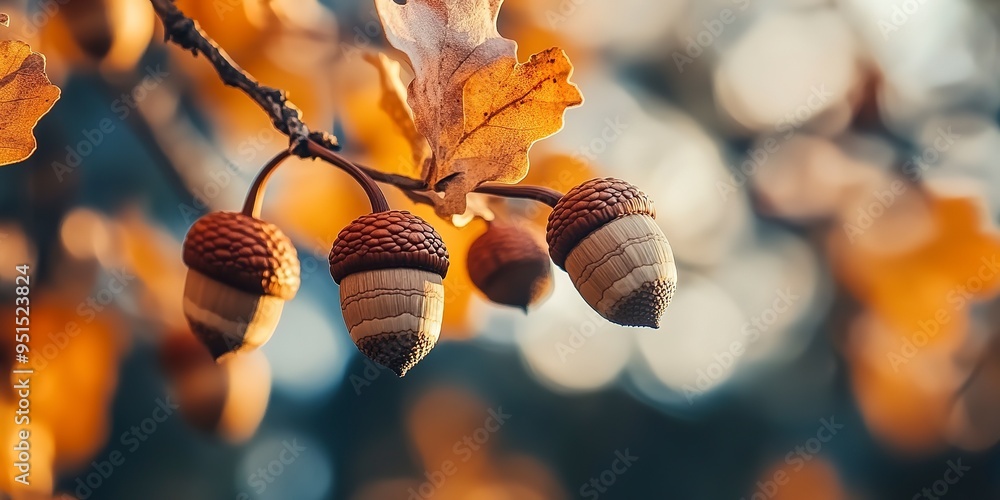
[
  {"x1": 329, "y1": 210, "x2": 449, "y2": 283},
  {"x1": 467, "y1": 224, "x2": 553, "y2": 310},
  {"x1": 183, "y1": 211, "x2": 300, "y2": 300},
  {"x1": 546, "y1": 178, "x2": 656, "y2": 269}
]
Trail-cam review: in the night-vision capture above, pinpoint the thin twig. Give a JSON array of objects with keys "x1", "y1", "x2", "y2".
[
  {"x1": 148, "y1": 0, "x2": 435, "y2": 195},
  {"x1": 149, "y1": 0, "x2": 337, "y2": 155}
]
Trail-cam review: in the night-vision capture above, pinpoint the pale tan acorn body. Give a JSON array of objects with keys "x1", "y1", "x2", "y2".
[
  {"x1": 339, "y1": 268, "x2": 445, "y2": 357},
  {"x1": 547, "y1": 178, "x2": 677, "y2": 328},
  {"x1": 182, "y1": 270, "x2": 286, "y2": 354},
  {"x1": 564, "y1": 215, "x2": 676, "y2": 322},
  {"x1": 330, "y1": 210, "x2": 450, "y2": 376}
]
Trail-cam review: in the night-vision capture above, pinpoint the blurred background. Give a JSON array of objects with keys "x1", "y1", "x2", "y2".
[{"x1": 3, "y1": 0, "x2": 1000, "y2": 498}]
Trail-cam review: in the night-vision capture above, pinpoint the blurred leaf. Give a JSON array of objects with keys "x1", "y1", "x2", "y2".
[
  {"x1": 0, "y1": 41, "x2": 60, "y2": 166},
  {"x1": 846, "y1": 310, "x2": 964, "y2": 454},
  {"x1": 2, "y1": 295, "x2": 125, "y2": 470},
  {"x1": 374, "y1": 0, "x2": 582, "y2": 215},
  {"x1": 362, "y1": 51, "x2": 430, "y2": 180},
  {"x1": 831, "y1": 190, "x2": 1000, "y2": 332}
]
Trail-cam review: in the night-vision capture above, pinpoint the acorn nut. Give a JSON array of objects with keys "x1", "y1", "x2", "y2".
[
  {"x1": 182, "y1": 211, "x2": 300, "y2": 359},
  {"x1": 467, "y1": 223, "x2": 553, "y2": 311},
  {"x1": 159, "y1": 331, "x2": 272, "y2": 443},
  {"x1": 546, "y1": 178, "x2": 676, "y2": 328},
  {"x1": 329, "y1": 210, "x2": 449, "y2": 377}
]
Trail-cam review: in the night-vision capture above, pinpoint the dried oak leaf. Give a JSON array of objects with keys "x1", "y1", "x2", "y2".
[
  {"x1": 374, "y1": 0, "x2": 583, "y2": 216},
  {"x1": 0, "y1": 40, "x2": 60, "y2": 166}
]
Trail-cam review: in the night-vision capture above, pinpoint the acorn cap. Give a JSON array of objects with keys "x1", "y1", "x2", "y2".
[
  {"x1": 329, "y1": 210, "x2": 450, "y2": 283},
  {"x1": 546, "y1": 178, "x2": 656, "y2": 269},
  {"x1": 183, "y1": 211, "x2": 300, "y2": 300},
  {"x1": 467, "y1": 224, "x2": 553, "y2": 310}
]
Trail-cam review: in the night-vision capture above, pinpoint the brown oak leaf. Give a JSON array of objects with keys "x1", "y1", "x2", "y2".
[
  {"x1": 374, "y1": 0, "x2": 583, "y2": 215},
  {"x1": 0, "y1": 40, "x2": 60, "y2": 166}
]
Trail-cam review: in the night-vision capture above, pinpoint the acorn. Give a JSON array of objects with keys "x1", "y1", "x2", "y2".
[
  {"x1": 159, "y1": 331, "x2": 271, "y2": 443},
  {"x1": 329, "y1": 210, "x2": 449, "y2": 377},
  {"x1": 62, "y1": 0, "x2": 115, "y2": 60},
  {"x1": 182, "y1": 211, "x2": 300, "y2": 359},
  {"x1": 467, "y1": 223, "x2": 553, "y2": 311},
  {"x1": 546, "y1": 178, "x2": 676, "y2": 328}
]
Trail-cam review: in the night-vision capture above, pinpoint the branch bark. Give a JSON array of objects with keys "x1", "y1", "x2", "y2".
[
  {"x1": 147, "y1": 0, "x2": 562, "y2": 210},
  {"x1": 149, "y1": 0, "x2": 336, "y2": 155}
]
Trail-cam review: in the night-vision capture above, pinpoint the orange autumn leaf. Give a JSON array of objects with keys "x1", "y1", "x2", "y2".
[
  {"x1": 0, "y1": 40, "x2": 60, "y2": 166},
  {"x1": 374, "y1": 0, "x2": 583, "y2": 216},
  {"x1": 441, "y1": 48, "x2": 582, "y2": 207}
]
